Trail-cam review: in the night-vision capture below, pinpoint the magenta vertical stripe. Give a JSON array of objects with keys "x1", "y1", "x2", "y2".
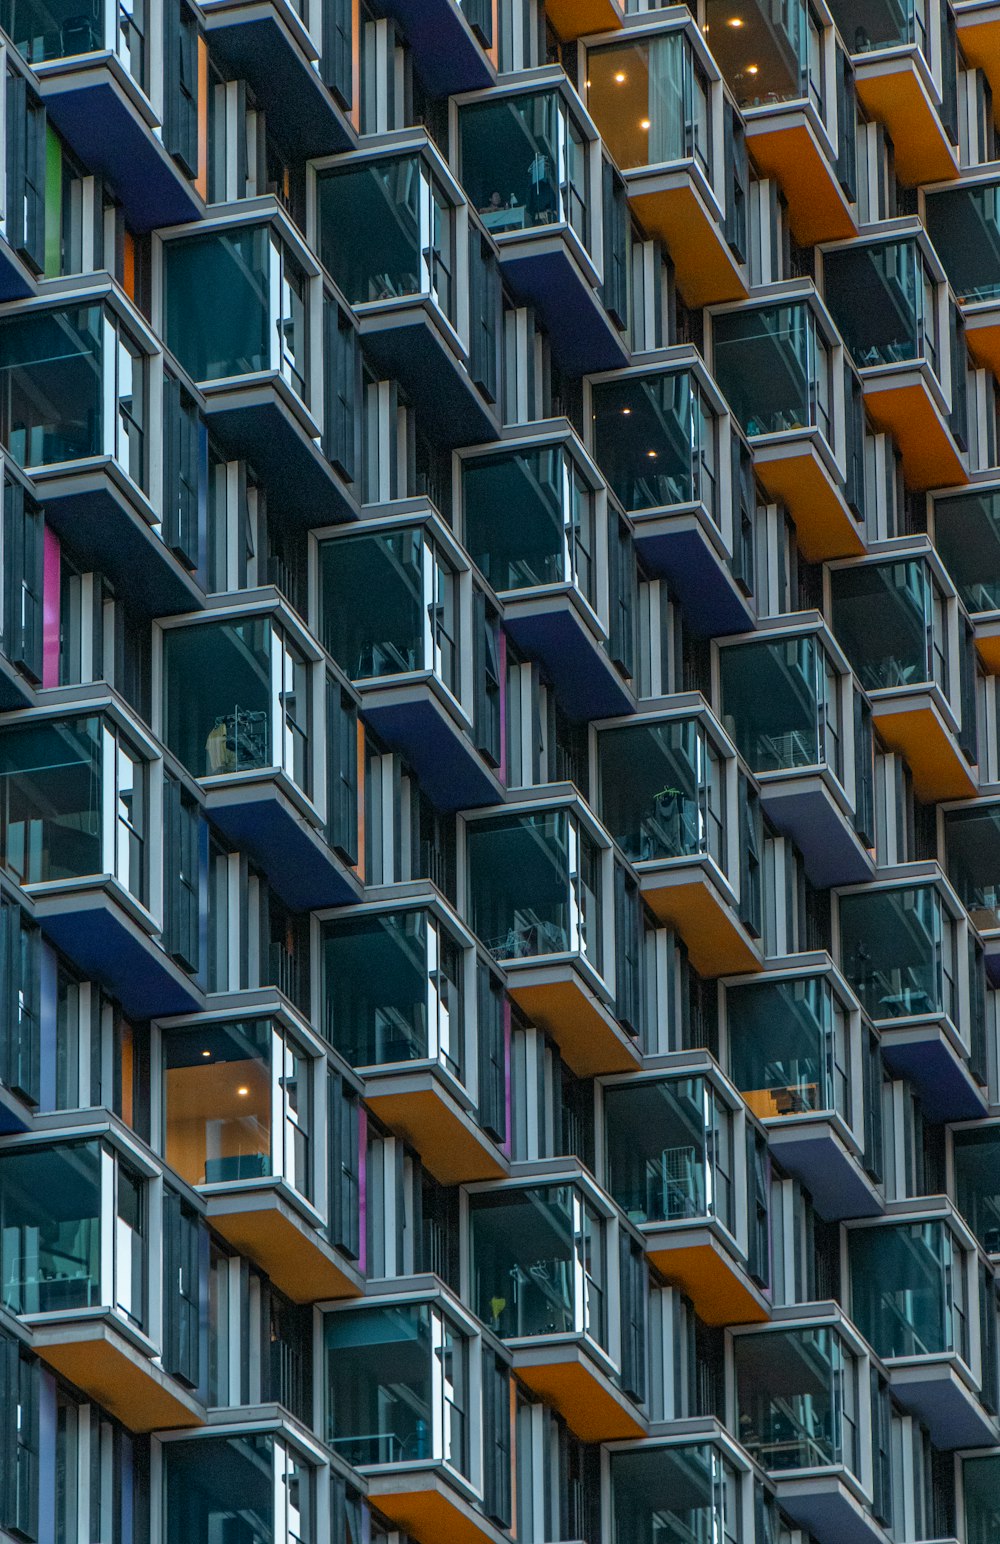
[
  {"x1": 498, "y1": 629, "x2": 508, "y2": 785},
  {"x1": 503, "y1": 997, "x2": 512, "y2": 1157},
  {"x1": 42, "y1": 527, "x2": 60, "y2": 688},
  {"x1": 357, "y1": 1105, "x2": 368, "y2": 1275}
]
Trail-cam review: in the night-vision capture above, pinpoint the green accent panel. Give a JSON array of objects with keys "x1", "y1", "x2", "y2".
[{"x1": 44, "y1": 124, "x2": 62, "y2": 278}]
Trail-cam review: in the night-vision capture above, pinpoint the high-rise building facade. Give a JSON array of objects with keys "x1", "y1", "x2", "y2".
[{"x1": 1, "y1": 0, "x2": 1000, "y2": 1540}]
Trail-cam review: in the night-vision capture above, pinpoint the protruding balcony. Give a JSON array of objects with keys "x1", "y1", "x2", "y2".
[
  {"x1": 823, "y1": 230, "x2": 968, "y2": 490},
  {"x1": 324, "y1": 1287, "x2": 511, "y2": 1544},
  {"x1": 703, "y1": 0, "x2": 858, "y2": 244},
  {"x1": 734, "y1": 1313, "x2": 888, "y2": 1544},
  {"x1": 710, "y1": 295, "x2": 866, "y2": 563},
  {"x1": 609, "y1": 1438, "x2": 749, "y2": 1543},
  {"x1": 456, "y1": 77, "x2": 629, "y2": 372},
  {"x1": 837, "y1": 871, "x2": 989, "y2": 1121},
  {"x1": 317, "y1": 511, "x2": 504, "y2": 810},
  {"x1": 925, "y1": 172, "x2": 1000, "y2": 385},
  {"x1": 314, "y1": 142, "x2": 501, "y2": 446},
  {"x1": 586, "y1": 355, "x2": 756, "y2": 635},
  {"x1": 826, "y1": 0, "x2": 960, "y2": 185},
  {"x1": 829, "y1": 544, "x2": 978, "y2": 802},
  {"x1": 465, "y1": 799, "x2": 640, "y2": 1076},
  {"x1": 376, "y1": 0, "x2": 496, "y2": 95},
  {"x1": 943, "y1": 799, "x2": 1000, "y2": 983},
  {"x1": 162, "y1": 1428, "x2": 326, "y2": 1543},
  {"x1": 8, "y1": 0, "x2": 206, "y2": 231},
  {"x1": 161, "y1": 212, "x2": 359, "y2": 523},
  {"x1": 848, "y1": 1204, "x2": 997, "y2": 1448},
  {"x1": 717, "y1": 621, "x2": 876, "y2": 887},
  {"x1": 595, "y1": 704, "x2": 764, "y2": 977},
  {"x1": 161, "y1": 1011, "x2": 364, "y2": 1302},
  {"x1": 159, "y1": 602, "x2": 364, "y2": 909},
  {"x1": 461, "y1": 427, "x2": 634, "y2": 719},
  {"x1": 0, "y1": 705, "x2": 199, "y2": 1018},
  {"x1": 965, "y1": 1452, "x2": 1000, "y2": 1544},
  {"x1": 601, "y1": 1059, "x2": 772, "y2": 1324},
  {"x1": 467, "y1": 1174, "x2": 646, "y2": 1440},
  {"x1": 933, "y1": 482, "x2": 1000, "y2": 669},
  {"x1": 320, "y1": 899, "x2": 510, "y2": 1184},
  {"x1": 952, "y1": 1121, "x2": 1000, "y2": 1258},
  {"x1": 584, "y1": 19, "x2": 749, "y2": 306},
  {"x1": 0, "y1": 1132, "x2": 204, "y2": 1430},
  {"x1": 954, "y1": 0, "x2": 1000, "y2": 115},
  {"x1": 0, "y1": 291, "x2": 203, "y2": 616},
  {"x1": 724, "y1": 963, "x2": 884, "y2": 1219}
]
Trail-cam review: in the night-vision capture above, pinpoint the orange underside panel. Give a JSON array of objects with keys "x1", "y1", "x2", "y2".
[
  {"x1": 955, "y1": 17, "x2": 1000, "y2": 123},
  {"x1": 641, "y1": 875, "x2": 762, "y2": 979},
  {"x1": 365, "y1": 1087, "x2": 508, "y2": 1185},
  {"x1": 754, "y1": 444, "x2": 865, "y2": 562},
  {"x1": 863, "y1": 379, "x2": 968, "y2": 491},
  {"x1": 647, "y1": 1241, "x2": 770, "y2": 1327},
  {"x1": 747, "y1": 121, "x2": 856, "y2": 246},
  {"x1": 517, "y1": 1359, "x2": 645, "y2": 1442},
  {"x1": 508, "y1": 978, "x2": 640, "y2": 1076},
  {"x1": 872, "y1": 702, "x2": 977, "y2": 802},
  {"x1": 37, "y1": 1335, "x2": 203, "y2": 1433},
  {"x1": 373, "y1": 1487, "x2": 496, "y2": 1544},
  {"x1": 855, "y1": 65, "x2": 959, "y2": 185},
  {"x1": 547, "y1": 0, "x2": 620, "y2": 36},
  {"x1": 210, "y1": 1205, "x2": 362, "y2": 1303},
  {"x1": 975, "y1": 629, "x2": 1000, "y2": 672},
  {"x1": 629, "y1": 185, "x2": 748, "y2": 308},
  {"x1": 966, "y1": 316, "x2": 1000, "y2": 380}
]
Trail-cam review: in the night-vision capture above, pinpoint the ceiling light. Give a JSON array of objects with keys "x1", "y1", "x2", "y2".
[
  {"x1": 647, "y1": 450, "x2": 658, "y2": 459},
  {"x1": 614, "y1": 70, "x2": 626, "y2": 83},
  {"x1": 237, "y1": 1086, "x2": 250, "y2": 1097},
  {"x1": 622, "y1": 407, "x2": 632, "y2": 415},
  {"x1": 202, "y1": 1049, "x2": 211, "y2": 1058},
  {"x1": 728, "y1": 15, "x2": 744, "y2": 25},
  {"x1": 746, "y1": 63, "x2": 759, "y2": 74},
  {"x1": 640, "y1": 118, "x2": 651, "y2": 130}
]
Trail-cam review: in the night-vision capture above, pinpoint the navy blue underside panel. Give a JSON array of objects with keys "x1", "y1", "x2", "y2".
[
  {"x1": 880, "y1": 1035, "x2": 988, "y2": 1122},
  {"x1": 364, "y1": 698, "x2": 499, "y2": 812},
  {"x1": 209, "y1": 795, "x2": 359, "y2": 911},
  {"x1": 41, "y1": 485, "x2": 201, "y2": 617},
  {"x1": 634, "y1": 526, "x2": 754, "y2": 638},
  {"x1": 504, "y1": 608, "x2": 633, "y2": 722},
  {"x1": 206, "y1": 399, "x2": 357, "y2": 528},
  {"x1": 361, "y1": 320, "x2": 498, "y2": 449},
  {"x1": 761, "y1": 786, "x2": 872, "y2": 889},
  {"x1": 893, "y1": 1374, "x2": 996, "y2": 1449},
  {"x1": 769, "y1": 1131, "x2": 882, "y2": 1222},
  {"x1": 44, "y1": 82, "x2": 200, "y2": 233},
  {"x1": 39, "y1": 906, "x2": 200, "y2": 1020},
  {"x1": 499, "y1": 247, "x2": 629, "y2": 376},
  {"x1": 780, "y1": 1491, "x2": 882, "y2": 1544},
  {"x1": 205, "y1": 16, "x2": 354, "y2": 158},
  {"x1": 0, "y1": 240, "x2": 35, "y2": 301},
  {"x1": 377, "y1": 0, "x2": 492, "y2": 95}
]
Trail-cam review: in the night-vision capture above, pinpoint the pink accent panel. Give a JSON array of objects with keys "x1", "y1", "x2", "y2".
[
  {"x1": 357, "y1": 1105, "x2": 368, "y2": 1276},
  {"x1": 498, "y1": 629, "x2": 508, "y2": 785},
  {"x1": 42, "y1": 527, "x2": 61, "y2": 688},
  {"x1": 503, "y1": 997, "x2": 512, "y2": 1157}
]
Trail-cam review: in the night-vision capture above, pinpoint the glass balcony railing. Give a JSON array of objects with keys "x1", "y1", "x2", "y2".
[
  {"x1": 712, "y1": 301, "x2": 833, "y2": 444},
  {"x1": 462, "y1": 441, "x2": 596, "y2": 610},
  {"x1": 589, "y1": 368, "x2": 719, "y2": 522},
  {"x1": 827, "y1": 0, "x2": 928, "y2": 57},
  {"x1": 718, "y1": 631, "x2": 845, "y2": 782},
  {"x1": 830, "y1": 557, "x2": 948, "y2": 695},
  {"x1": 934, "y1": 486, "x2": 1000, "y2": 614},
  {"x1": 0, "y1": 0, "x2": 147, "y2": 85},
  {"x1": 953, "y1": 1127, "x2": 1000, "y2": 1256},
  {"x1": 726, "y1": 974, "x2": 851, "y2": 1125},
  {"x1": 966, "y1": 1454, "x2": 1000, "y2": 1544},
  {"x1": 469, "y1": 1182, "x2": 607, "y2": 1348},
  {"x1": 466, "y1": 808, "x2": 604, "y2": 975},
  {"x1": 604, "y1": 1074, "x2": 735, "y2": 1234},
  {"x1": 849, "y1": 1218, "x2": 970, "y2": 1363},
  {"x1": 0, "y1": 713, "x2": 146, "y2": 905},
  {"x1": 458, "y1": 88, "x2": 590, "y2": 249},
  {"x1": 838, "y1": 883, "x2": 956, "y2": 1023},
  {"x1": 316, "y1": 153, "x2": 456, "y2": 324},
  {"x1": 704, "y1": 0, "x2": 825, "y2": 115},
  {"x1": 735, "y1": 1325, "x2": 859, "y2": 1477},
  {"x1": 162, "y1": 1018, "x2": 313, "y2": 1201},
  {"x1": 324, "y1": 1300, "x2": 471, "y2": 1474},
  {"x1": 161, "y1": 615, "x2": 311, "y2": 797},
  {"x1": 824, "y1": 237, "x2": 940, "y2": 376},
  {"x1": 585, "y1": 30, "x2": 712, "y2": 178},
  {"x1": 321, "y1": 907, "x2": 465, "y2": 1081},
  {"x1": 163, "y1": 223, "x2": 310, "y2": 404},
  {"x1": 318, "y1": 524, "x2": 459, "y2": 697},
  {"x1": 0, "y1": 1138, "x2": 145, "y2": 1327},
  {"x1": 611, "y1": 1442, "x2": 743, "y2": 1544},
  {"x1": 925, "y1": 180, "x2": 1000, "y2": 305},
  {"x1": 596, "y1": 715, "x2": 726, "y2": 868},
  {"x1": 163, "y1": 1433, "x2": 315, "y2": 1544},
  {"x1": 0, "y1": 302, "x2": 147, "y2": 490},
  {"x1": 944, "y1": 803, "x2": 1000, "y2": 931}
]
